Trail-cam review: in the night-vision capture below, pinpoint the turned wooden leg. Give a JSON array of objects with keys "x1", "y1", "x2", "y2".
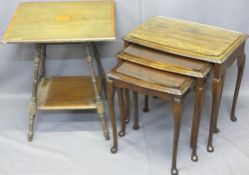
[
  {"x1": 28, "y1": 114, "x2": 35, "y2": 142},
  {"x1": 143, "y1": 95, "x2": 150, "y2": 112},
  {"x1": 190, "y1": 79, "x2": 205, "y2": 162},
  {"x1": 117, "y1": 88, "x2": 126, "y2": 137},
  {"x1": 28, "y1": 44, "x2": 44, "y2": 142},
  {"x1": 40, "y1": 45, "x2": 47, "y2": 79},
  {"x1": 107, "y1": 80, "x2": 118, "y2": 153},
  {"x1": 124, "y1": 89, "x2": 130, "y2": 124},
  {"x1": 231, "y1": 53, "x2": 246, "y2": 121},
  {"x1": 91, "y1": 43, "x2": 107, "y2": 98},
  {"x1": 213, "y1": 74, "x2": 225, "y2": 134},
  {"x1": 207, "y1": 76, "x2": 223, "y2": 152},
  {"x1": 133, "y1": 91, "x2": 139, "y2": 130},
  {"x1": 84, "y1": 43, "x2": 110, "y2": 140},
  {"x1": 171, "y1": 97, "x2": 183, "y2": 175}
]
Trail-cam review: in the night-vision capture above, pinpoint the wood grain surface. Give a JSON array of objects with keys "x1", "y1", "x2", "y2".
[
  {"x1": 123, "y1": 16, "x2": 248, "y2": 63},
  {"x1": 109, "y1": 62, "x2": 193, "y2": 95},
  {"x1": 2, "y1": 1, "x2": 116, "y2": 43},
  {"x1": 118, "y1": 44, "x2": 212, "y2": 78},
  {"x1": 37, "y1": 76, "x2": 101, "y2": 110}
]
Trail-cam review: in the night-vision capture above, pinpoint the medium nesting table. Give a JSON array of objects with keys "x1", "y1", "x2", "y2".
[
  {"x1": 1, "y1": 1, "x2": 116, "y2": 141},
  {"x1": 123, "y1": 16, "x2": 248, "y2": 152}
]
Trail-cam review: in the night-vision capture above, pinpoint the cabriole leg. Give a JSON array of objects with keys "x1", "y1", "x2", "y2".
[
  {"x1": 207, "y1": 76, "x2": 223, "y2": 152},
  {"x1": 117, "y1": 88, "x2": 126, "y2": 137},
  {"x1": 231, "y1": 53, "x2": 246, "y2": 121},
  {"x1": 171, "y1": 97, "x2": 183, "y2": 175},
  {"x1": 107, "y1": 79, "x2": 118, "y2": 153},
  {"x1": 213, "y1": 74, "x2": 225, "y2": 134},
  {"x1": 84, "y1": 43, "x2": 109, "y2": 140},
  {"x1": 190, "y1": 79, "x2": 205, "y2": 162},
  {"x1": 124, "y1": 89, "x2": 130, "y2": 124}
]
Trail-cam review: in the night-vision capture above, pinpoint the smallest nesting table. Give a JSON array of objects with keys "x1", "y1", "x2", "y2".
[{"x1": 107, "y1": 61, "x2": 194, "y2": 175}]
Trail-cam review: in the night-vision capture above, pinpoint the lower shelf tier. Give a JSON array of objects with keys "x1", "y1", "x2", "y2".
[{"x1": 37, "y1": 76, "x2": 101, "y2": 110}]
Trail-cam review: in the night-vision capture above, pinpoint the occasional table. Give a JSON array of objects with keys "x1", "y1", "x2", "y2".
[
  {"x1": 123, "y1": 16, "x2": 248, "y2": 152},
  {"x1": 1, "y1": 1, "x2": 116, "y2": 141}
]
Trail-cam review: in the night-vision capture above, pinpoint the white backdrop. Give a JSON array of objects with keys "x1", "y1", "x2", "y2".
[{"x1": 0, "y1": 0, "x2": 249, "y2": 175}]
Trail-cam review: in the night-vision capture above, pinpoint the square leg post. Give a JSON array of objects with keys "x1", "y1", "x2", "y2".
[
  {"x1": 91, "y1": 43, "x2": 107, "y2": 98},
  {"x1": 84, "y1": 43, "x2": 110, "y2": 140},
  {"x1": 28, "y1": 44, "x2": 45, "y2": 142},
  {"x1": 40, "y1": 45, "x2": 47, "y2": 79}
]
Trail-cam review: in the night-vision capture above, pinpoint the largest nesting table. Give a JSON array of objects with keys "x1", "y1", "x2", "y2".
[
  {"x1": 1, "y1": 1, "x2": 116, "y2": 141},
  {"x1": 123, "y1": 16, "x2": 248, "y2": 152}
]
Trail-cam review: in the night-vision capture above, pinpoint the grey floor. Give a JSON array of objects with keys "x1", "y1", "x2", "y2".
[{"x1": 0, "y1": 90, "x2": 249, "y2": 175}]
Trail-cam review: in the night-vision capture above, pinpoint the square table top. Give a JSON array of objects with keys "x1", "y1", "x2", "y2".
[
  {"x1": 123, "y1": 16, "x2": 248, "y2": 63},
  {"x1": 2, "y1": 1, "x2": 116, "y2": 44}
]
